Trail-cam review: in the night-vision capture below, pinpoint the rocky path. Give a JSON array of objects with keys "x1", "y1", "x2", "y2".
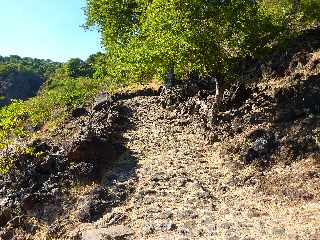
[
  {"x1": 84, "y1": 95, "x2": 319, "y2": 240},
  {"x1": 120, "y1": 96, "x2": 220, "y2": 239}
]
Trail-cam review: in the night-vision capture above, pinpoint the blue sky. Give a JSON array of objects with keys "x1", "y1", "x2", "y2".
[{"x1": 0, "y1": 0, "x2": 103, "y2": 62}]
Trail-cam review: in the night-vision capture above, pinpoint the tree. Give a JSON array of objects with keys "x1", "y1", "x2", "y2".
[
  {"x1": 0, "y1": 55, "x2": 61, "y2": 80},
  {"x1": 86, "y1": 52, "x2": 109, "y2": 79},
  {"x1": 84, "y1": 0, "x2": 320, "y2": 91},
  {"x1": 86, "y1": 1, "x2": 268, "y2": 83},
  {"x1": 63, "y1": 58, "x2": 93, "y2": 78}
]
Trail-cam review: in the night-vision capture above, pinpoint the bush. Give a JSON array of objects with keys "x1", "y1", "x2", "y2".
[{"x1": 0, "y1": 74, "x2": 113, "y2": 168}]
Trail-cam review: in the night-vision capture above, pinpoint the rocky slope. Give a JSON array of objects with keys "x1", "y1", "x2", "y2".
[
  {"x1": 0, "y1": 29, "x2": 319, "y2": 240},
  {"x1": 76, "y1": 73, "x2": 319, "y2": 240}
]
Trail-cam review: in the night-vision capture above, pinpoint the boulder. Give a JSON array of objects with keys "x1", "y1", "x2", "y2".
[
  {"x1": 243, "y1": 129, "x2": 278, "y2": 165},
  {"x1": 93, "y1": 93, "x2": 113, "y2": 111}
]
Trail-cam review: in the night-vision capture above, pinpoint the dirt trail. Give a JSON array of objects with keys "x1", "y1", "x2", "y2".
[{"x1": 90, "y1": 95, "x2": 319, "y2": 240}]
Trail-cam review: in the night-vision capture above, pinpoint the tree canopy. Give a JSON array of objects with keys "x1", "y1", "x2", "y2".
[
  {"x1": 85, "y1": 0, "x2": 320, "y2": 85},
  {"x1": 0, "y1": 55, "x2": 61, "y2": 80},
  {"x1": 0, "y1": 55, "x2": 62, "y2": 106}
]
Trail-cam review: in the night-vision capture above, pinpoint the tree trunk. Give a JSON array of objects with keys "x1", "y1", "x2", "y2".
[
  {"x1": 212, "y1": 77, "x2": 224, "y2": 105},
  {"x1": 165, "y1": 63, "x2": 175, "y2": 88},
  {"x1": 293, "y1": 0, "x2": 301, "y2": 13}
]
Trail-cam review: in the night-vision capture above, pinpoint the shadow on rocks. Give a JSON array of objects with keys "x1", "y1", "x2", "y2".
[
  {"x1": 271, "y1": 73, "x2": 320, "y2": 164},
  {"x1": 241, "y1": 129, "x2": 279, "y2": 167},
  {"x1": 0, "y1": 91, "x2": 140, "y2": 238},
  {"x1": 234, "y1": 25, "x2": 320, "y2": 81},
  {"x1": 235, "y1": 74, "x2": 319, "y2": 168},
  {"x1": 70, "y1": 103, "x2": 139, "y2": 225}
]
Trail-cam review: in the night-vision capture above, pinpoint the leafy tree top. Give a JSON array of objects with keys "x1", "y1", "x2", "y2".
[
  {"x1": 0, "y1": 55, "x2": 61, "y2": 80},
  {"x1": 85, "y1": 0, "x2": 320, "y2": 84}
]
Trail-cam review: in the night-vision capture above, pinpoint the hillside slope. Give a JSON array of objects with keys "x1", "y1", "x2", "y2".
[
  {"x1": 76, "y1": 73, "x2": 319, "y2": 239},
  {"x1": 0, "y1": 30, "x2": 319, "y2": 240},
  {"x1": 0, "y1": 56, "x2": 60, "y2": 106},
  {"x1": 1, "y1": 72, "x2": 318, "y2": 240},
  {"x1": 78, "y1": 93, "x2": 318, "y2": 240}
]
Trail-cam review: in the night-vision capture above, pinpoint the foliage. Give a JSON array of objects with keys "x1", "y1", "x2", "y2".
[
  {"x1": 86, "y1": 52, "x2": 109, "y2": 79},
  {"x1": 0, "y1": 156, "x2": 13, "y2": 175},
  {"x1": 0, "y1": 55, "x2": 61, "y2": 79},
  {"x1": 0, "y1": 100, "x2": 29, "y2": 149},
  {"x1": 0, "y1": 53, "x2": 115, "y2": 167},
  {"x1": 84, "y1": 0, "x2": 320, "y2": 86},
  {"x1": 0, "y1": 55, "x2": 62, "y2": 106},
  {"x1": 60, "y1": 58, "x2": 94, "y2": 78},
  {"x1": 0, "y1": 72, "x2": 114, "y2": 162}
]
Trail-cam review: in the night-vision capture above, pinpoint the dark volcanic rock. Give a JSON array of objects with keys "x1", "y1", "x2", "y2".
[
  {"x1": 0, "y1": 143, "x2": 69, "y2": 211},
  {"x1": 275, "y1": 74, "x2": 320, "y2": 122},
  {"x1": 0, "y1": 89, "x2": 137, "y2": 239},
  {"x1": 76, "y1": 186, "x2": 112, "y2": 222},
  {"x1": 93, "y1": 92, "x2": 113, "y2": 111},
  {"x1": 66, "y1": 137, "x2": 116, "y2": 163},
  {"x1": 160, "y1": 78, "x2": 216, "y2": 110},
  {"x1": 66, "y1": 136, "x2": 118, "y2": 180},
  {"x1": 29, "y1": 139, "x2": 51, "y2": 153},
  {"x1": 66, "y1": 136, "x2": 117, "y2": 180},
  {"x1": 0, "y1": 207, "x2": 12, "y2": 228},
  {"x1": 160, "y1": 77, "x2": 253, "y2": 122},
  {"x1": 71, "y1": 107, "x2": 88, "y2": 118},
  {"x1": 243, "y1": 129, "x2": 278, "y2": 165},
  {"x1": 69, "y1": 162, "x2": 95, "y2": 181}
]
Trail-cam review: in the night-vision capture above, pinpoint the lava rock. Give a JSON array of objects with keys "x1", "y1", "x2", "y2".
[
  {"x1": 66, "y1": 136, "x2": 118, "y2": 180},
  {"x1": 82, "y1": 225, "x2": 133, "y2": 240},
  {"x1": 0, "y1": 207, "x2": 12, "y2": 228},
  {"x1": 69, "y1": 162, "x2": 95, "y2": 181},
  {"x1": 275, "y1": 74, "x2": 320, "y2": 122},
  {"x1": 29, "y1": 139, "x2": 51, "y2": 153},
  {"x1": 71, "y1": 107, "x2": 88, "y2": 118},
  {"x1": 76, "y1": 186, "x2": 112, "y2": 222},
  {"x1": 243, "y1": 129, "x2": 278, "y2": 165},
  {"x1": 22, "y1": 194, "x2": 36, "y2": 211},
  {"x1": 36, "y1": 156, "x2": 55, "y2": 174},
  {"x1": 93, "y1": 92, "x2": 113, "y2": 111}
]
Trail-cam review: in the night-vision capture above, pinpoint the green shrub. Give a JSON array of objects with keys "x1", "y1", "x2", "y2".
[{"x1": 0, "y1": 74, "x2": 114, "y2": 171}]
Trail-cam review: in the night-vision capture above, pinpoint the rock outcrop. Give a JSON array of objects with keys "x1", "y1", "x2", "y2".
[{"x1": 0, "y1": 70, "x2": 43, "y2": 106}]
